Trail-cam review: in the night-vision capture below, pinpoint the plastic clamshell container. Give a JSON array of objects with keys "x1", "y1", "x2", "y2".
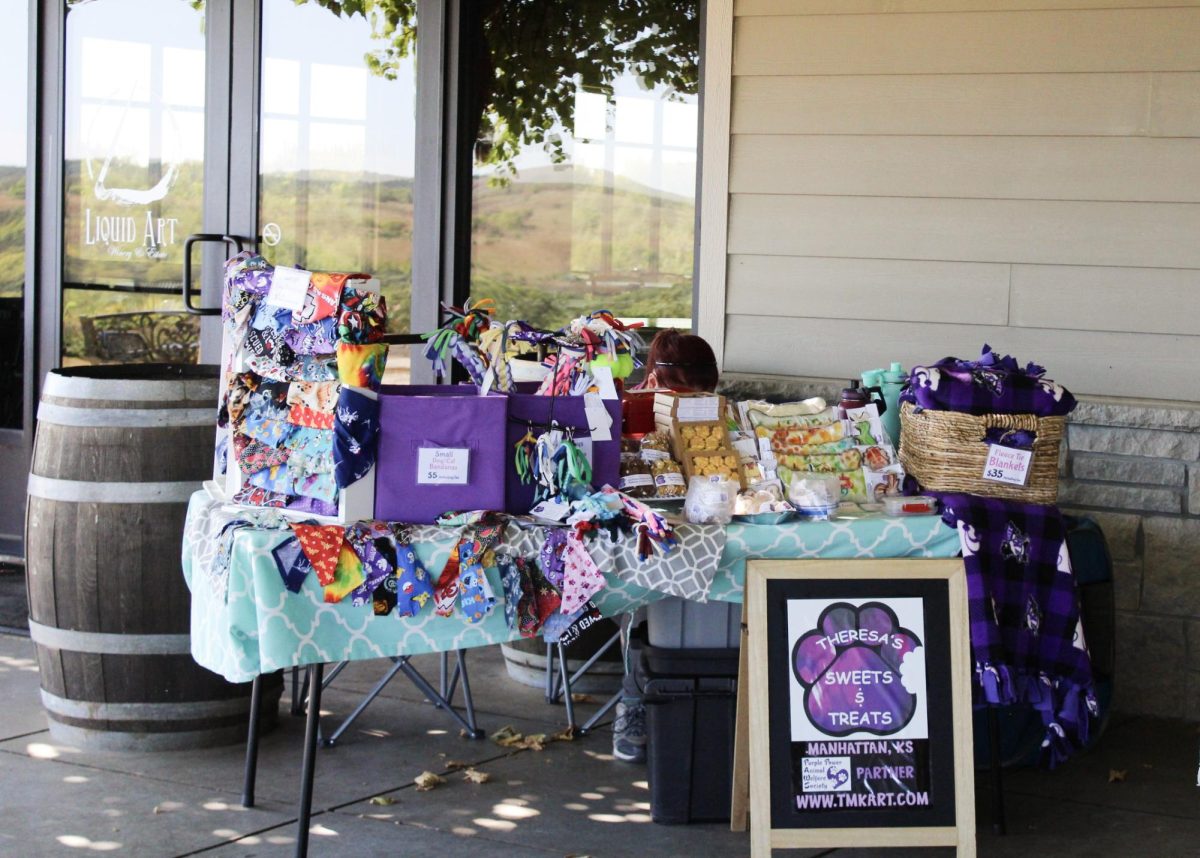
[{"x1": 883, "y1": 494, "x2": 938, "y2": 516}]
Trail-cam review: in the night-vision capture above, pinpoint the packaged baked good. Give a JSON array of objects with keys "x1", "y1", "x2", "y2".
[
  {"x1": 618, "y1": 454, "x2": 656, "y2": 499},
  {"x1": 650, "y1": 457, "x2": 687, "y2": 498}
]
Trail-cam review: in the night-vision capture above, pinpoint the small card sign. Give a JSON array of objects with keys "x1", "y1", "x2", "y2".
[
  {"x1": 265, "y1": 265, "x2": 311, "y2": 311},
  {"x1": 981, "y1": 444, "x2": 1032, "y2": 486},
  {"x1": 417, "y1": 447, "x2": 470, "y2": 485}
]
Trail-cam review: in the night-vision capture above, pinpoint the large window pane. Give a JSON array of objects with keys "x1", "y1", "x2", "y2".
[
  {"x1": 470, "y1": 2, "x2": 700, "y2": 332},
  {"x1": 62, "y1": 0, "x2": 206, "y2": 366},
  {"x1": 258, "y1": 0, "x2": 416, "y2": 382},
  {"x1": 0, "y1": 0, "x2": 27, "y2": 426}
]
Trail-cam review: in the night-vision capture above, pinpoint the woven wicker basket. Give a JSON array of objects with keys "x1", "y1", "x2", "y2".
[{"x1": 898, "y1": 401, "x2": 1065, "y2": 504}]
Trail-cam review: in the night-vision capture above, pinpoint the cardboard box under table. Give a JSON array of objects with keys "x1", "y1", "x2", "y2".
[{"x1": 374, "y1": 385, "x2": 508, "y2": 524}]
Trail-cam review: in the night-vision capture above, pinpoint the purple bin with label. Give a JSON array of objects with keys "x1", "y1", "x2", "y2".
[
  {"x1": 504, "y1": 386, "x2": 622, "y2": 514},
  {"x1": 374, "y1": 385, "x2": 508, "y2": 524}
]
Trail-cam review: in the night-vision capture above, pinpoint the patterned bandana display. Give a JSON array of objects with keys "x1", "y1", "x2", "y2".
[{"x1": 220, "y1": 254, "x2": 388, "y2": 514}]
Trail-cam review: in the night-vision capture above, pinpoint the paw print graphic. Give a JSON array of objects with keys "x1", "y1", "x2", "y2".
[{"x1": 792, "y1": 603, "x2": 922, "y2": 737}]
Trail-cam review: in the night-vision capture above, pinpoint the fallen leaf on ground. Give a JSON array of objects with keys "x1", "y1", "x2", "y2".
[
  {"x1": 444, "y1": 759, "x2": 469, "y2": 770},
  {"x1": 491, "y1": 725, "x2": 524, "y2": 747},
  {"x1": 368, "y1": 795, "x2": 397, "y2": 806},
  {"x1": 415, "y1": 771, "x2": 447, "y2": 791},
  {"x1": 1108, "y1": 769, "x2": 1127, "y2": 783},
  {"x1": 570, "y1": 693, "x2": 597, "y2": 703},
  {"x1": 462, "y1": 768, "x2": 491, "y2": 784},
  {"x1": 551, "y1": 725, "x2": 576, "y2": 742}
]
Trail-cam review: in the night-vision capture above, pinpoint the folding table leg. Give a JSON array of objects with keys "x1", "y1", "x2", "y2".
[
  {"x1": 241, "y1": 674, "x2": 264, "y2": 808},
  {"x1": 322, "y1": 659, "x2": 406, "y2": 748},
  {"x1": 455, "y1": 649, "x2": 479, "y2": 736},
  {"x1": 397, "y1": 657, "x2": 484, "y2": 739},
  {"x1": 579, "y1": 689, "x2": 621, "y2": 736},
  {"x1": 291, "y1": 667, "x2": 307, "y2": 716},
  {"x1": 295, "y1": 663, "x2": 324, "y2": 858},
  {"x1": 556, "y1": 643, "x2": 576, "y2": 730},
  {"x1": 543, "y1": 642, "x2": 555, "y2": 703}
]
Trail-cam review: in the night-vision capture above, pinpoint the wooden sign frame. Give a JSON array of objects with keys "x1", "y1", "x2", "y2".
[{"x1": 744, "y1": 558, "x2": 975, "y2": 856}]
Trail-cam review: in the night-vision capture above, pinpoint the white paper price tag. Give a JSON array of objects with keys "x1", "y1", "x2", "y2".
[
  {"x1": 417, "y1": 447, "x2": 470, "y2": 485},
  {"x1": 583, "y1": 393, "x2": 612, "y2": 442},
  {"x1": 265, "y1": 265, "x2": 311, "y2": 311},
  {"x1": 981, "y1": 444, "x2": 1033, "y2": 486},
  {"x1": 591, "y1": 365, "x2": 619, "y2": 400}
]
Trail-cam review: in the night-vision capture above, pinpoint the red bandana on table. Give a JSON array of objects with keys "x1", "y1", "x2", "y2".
[{"x1": 289, "y1": 523, "x2": 346, "y2": 586}]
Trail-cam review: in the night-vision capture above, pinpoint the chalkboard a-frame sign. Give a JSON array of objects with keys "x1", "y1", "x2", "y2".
[{"x1": 746, "y1": 559, "x2": 975, "y2": 856}]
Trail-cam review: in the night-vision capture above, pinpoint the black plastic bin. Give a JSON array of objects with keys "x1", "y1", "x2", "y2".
[{"x1": 641, "y1": 644, "x2": 740, "y2": 824}]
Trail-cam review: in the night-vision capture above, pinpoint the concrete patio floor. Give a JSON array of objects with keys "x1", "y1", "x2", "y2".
[{"x1": 0, "y1": 631, "x2": 1197, "y2": 857}]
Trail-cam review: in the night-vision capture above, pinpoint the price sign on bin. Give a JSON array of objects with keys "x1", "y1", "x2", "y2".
[
  {"x1": 981, "y1": 444, "x2": 1032, "y2": 486},
  {"x1": 417, "y1": 447, "x2": 470, "y2": 485}
]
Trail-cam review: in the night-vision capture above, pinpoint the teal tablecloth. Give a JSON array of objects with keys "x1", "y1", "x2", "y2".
[{"x1": 183, "y1": 490, "x2": 958, "y2": 683}]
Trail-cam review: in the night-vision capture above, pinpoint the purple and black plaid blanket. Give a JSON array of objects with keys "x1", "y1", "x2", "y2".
[{"x1": 904, "y1": 346, "x2": 1095, "y2": 764}]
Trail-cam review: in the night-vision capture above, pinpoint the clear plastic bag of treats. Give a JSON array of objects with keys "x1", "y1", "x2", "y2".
[
  {"x1": 619, "y1": 453, "x2": 656, "y2": 499},
  {"x1": 650, "y1": 457, "x2": 687, "y2": 498},
  {"x1": 684, "y1": 474, "x2": 738, "y2": 525}
]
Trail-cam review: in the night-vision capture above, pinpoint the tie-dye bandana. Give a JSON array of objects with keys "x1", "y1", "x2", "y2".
[
  {"x1": 324, "y1": 542, "x2": 366, "y2": 603},
  {"x1": 337, "y1": 342, "x2": 389, "y2": 390}
]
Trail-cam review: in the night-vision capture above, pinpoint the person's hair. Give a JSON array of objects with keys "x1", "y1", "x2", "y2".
[{"x1": 643, "y1": 329, "x2": 719, "y2": 393}]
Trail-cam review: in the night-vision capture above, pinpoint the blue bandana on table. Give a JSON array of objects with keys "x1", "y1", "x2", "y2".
[
  {"x1": 497, "y1": 555, "x2": 522, "y2": 631},
  {"x1": 333, "y1": 387, "x2": 381, "y2": 488},
  {"x1": 392, "y1": 541, "x2": 434, "y2": 618},
  {"x1": 271, "y1": 536, "x2": 313, "y2": 593}
]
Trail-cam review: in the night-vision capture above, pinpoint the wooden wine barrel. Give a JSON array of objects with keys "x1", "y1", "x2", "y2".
[{"x1": 26, "y1": 364, "x2": 280, "y2": 751}]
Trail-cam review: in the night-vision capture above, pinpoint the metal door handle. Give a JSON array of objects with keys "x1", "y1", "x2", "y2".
[{"x1": 182, "y1": 233, "x2": 249, "y2": 315}]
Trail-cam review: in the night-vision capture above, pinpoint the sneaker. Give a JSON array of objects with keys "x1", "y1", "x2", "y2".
[{"x1": 612, "y1": 699, "x2": 647, "y2": 763}]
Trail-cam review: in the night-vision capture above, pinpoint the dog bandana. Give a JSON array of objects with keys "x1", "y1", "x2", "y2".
[
  {"x1": 346, "y1": 522, "x2": 397, "y2": 608},
  {"x1": 291, "y1": 469, "x2": 338, "y2": 504},
  {"x1": 498, "y1": 556, "x2": 522, "y2": 630},
  {"x1": 287, "y1": 403, "x2": 335, "y2": 430},
  {"x1": 271, "y1": 536, "x2": 313, "y2": 594},
  {"x1": 242, "y1": 412, "x2": 292, "y2": 447},
  {"x1": 284, "y1": 316, "x2": 339, "y2": 355},
  {"x1": 333, "y1": 387, "x2": 381, "y2": 488},
  {"x1": 539, "y1": 528, "x2": 568, "y2": 590},
  {"x1": 559, "y1": 535, "x2": 607, "y2": 615},
  {"x1": 338, "y1": 288, "x2": 387, "y2": 344},
  {"x1": 392, "y1": 542, "x2": 434, "y2": 618},
  {"x1": 237, "y1": 438, "x2": 289, "y2": 473},
  {"x1": 248, "y1": 463, "x2": 292, "y2": 495},
  {"x1": 337, "y1": 342, "x2": 389, "y2": 390},
  {"x1": 294, "y1": 272, "x2": 351, "y2": 326},
  {"x1": 289, "y1": 523, "x2": 345, "y2": 586},
  {"x1": 323, "y1": 542, "x2": 366, "y2": 603},
  {"x1": 287, "y1": 380, "x2": 339, "y2": 414}
]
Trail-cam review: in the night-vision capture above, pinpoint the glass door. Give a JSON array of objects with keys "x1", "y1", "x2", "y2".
[
  {"x1": 251, "y1": 0, "x2": 418, "y2": 382},
  {"x1": 62, "y1": 0, "x2": 209, "y2": 367}
]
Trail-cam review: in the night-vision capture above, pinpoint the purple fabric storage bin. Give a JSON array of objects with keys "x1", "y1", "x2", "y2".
[
  {"x1": 374, "y1": 385, "x2": 508, "y2": 524},
  {"x1": 504, "y1": 386, "x2": 622, "y2": 514}
]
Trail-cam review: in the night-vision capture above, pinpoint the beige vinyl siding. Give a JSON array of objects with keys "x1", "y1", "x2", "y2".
[{"x1": 722, "y1": 2, "x2": 1200, "y2": 400}]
